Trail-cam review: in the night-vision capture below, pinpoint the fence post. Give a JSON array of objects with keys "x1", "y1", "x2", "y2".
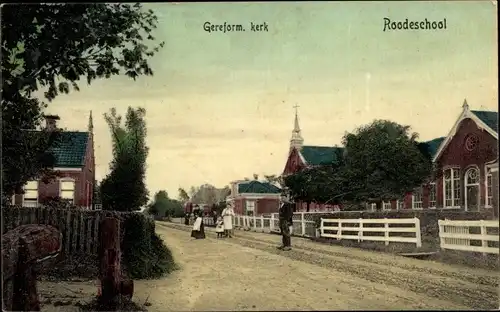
[
  {"x1": 253, "y1": 215, "x2": 257, "y2": 231},
  {"x1": 337, "y1": 220, "x2": 342, "y2": 240},
  {"x1": 301, "y1": 212, "x2": 306, "y2": 236},
  {"x1": 438, "y1": 220, "x2": 445, "y2": 250},
  {"x1": 358, "y1": 218, "x2": 363, "y2": 242},
  {"x1": 384, "y1": 218, "x2": 389, "y2": 246},
  {"x1": 270, "y1": 214, "x2": 275, "y2": 232},
  {"x1": 260, "y1": 215, "x2": 264, "y2": 232},
  {"x1": 414, "y1": 217, "x2": 422, "y2": 248},
  {"x1": 480, "y1": 220, "x2": 487, "y2": 256},
  {"x1": 319, "y1": 218, "x2": 324, "y2": 237}
]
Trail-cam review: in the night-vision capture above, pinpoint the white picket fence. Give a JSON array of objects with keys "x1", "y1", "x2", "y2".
[
  {"x1": 233, "y1": 213, "x2": 317, "y2": 237},
  {"x1": 320, "y1": 217, "x2": 422, "y2": 247},
  {"x1": 438, "y1": 219, "x2": 499, "y2": 254}
]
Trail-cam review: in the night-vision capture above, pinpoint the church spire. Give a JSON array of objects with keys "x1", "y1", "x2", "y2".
[
  {"x1": 88, "y1": 110, "x2": 93, "y2": 133},
  {"x1": 290, "y1": 104, "x2": 304, "y2": 150}
]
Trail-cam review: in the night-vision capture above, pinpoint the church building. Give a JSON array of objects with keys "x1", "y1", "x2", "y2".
[{"x1": 281, "y1": 107, "x2": 343, "y2": 212}]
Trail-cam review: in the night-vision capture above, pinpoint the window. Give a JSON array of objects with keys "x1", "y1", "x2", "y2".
[
  {"x1": 370, "y1": 203, "x2": 376, "y2": 211},
  {"x1": 412, "y1": 188, "x2": 423, "y2": 209},
  {"x1": 486, "y1": 168, "x2": 493, "y2": 207},
  {"x1": 60, "y1": 179, "x2": 75, "y2": 204},
  {"x1": 443, "y1": 168, "x2": 461, "y2": 208},
  {"x1": 383, "y1": 201, "x2": 392, "y2": 210},
  {"x1": 246, "y1": 200, "x2": 255, "y2": 215},
  {"x1": 23, "y1": 180, "x2": 39, "y2": 207},
  {"x1": 429, "y1": 182, "x2": 437, "y2": 208},
  {"x1": 397, "y1": 199, "x2": 405, "y2": 210}
]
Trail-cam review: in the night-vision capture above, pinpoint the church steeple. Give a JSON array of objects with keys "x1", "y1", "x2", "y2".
[
  {"x1": 290, "y1": 104, "x2": 304, "y2": 150},
  {"x1": 88, "y1": 110, "x2": 93, "y2": 133}
]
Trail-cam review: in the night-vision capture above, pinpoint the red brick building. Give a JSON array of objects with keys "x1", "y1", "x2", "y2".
[
  {"x1": 226, "y1": 180, "x2": 281, "y2": 215},
  {"x1": 283, "y1": 100, "x2": 498, "y2": 214},
  {"x1": 12, "y1": 113, "x2": 96, "y2": 209}
]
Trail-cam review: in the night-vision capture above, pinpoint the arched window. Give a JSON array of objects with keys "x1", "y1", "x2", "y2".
[
  {"x1": 443, "y1": 168, "x2": 461, "y2": 208},
  {"x1": 464, "y1": 167, "x2": 480, "y2": 211}
]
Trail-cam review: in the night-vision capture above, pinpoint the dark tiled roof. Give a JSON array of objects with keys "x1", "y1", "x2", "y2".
[
  {"x1": 471, "y1": 110, "x2": 498, "y2": 133},
  {"x1": 238, "y1": 181, "x2": 281, "y2": 194},
  {"x1": 50, "y1": 131, "x2": 89, "y2": 167},
  {"x1": 418, "y1": 137, "x2": 445, "y2": 158},
  {"x1": 300, "y1": 145, "x2": 344, "y2": 166}
]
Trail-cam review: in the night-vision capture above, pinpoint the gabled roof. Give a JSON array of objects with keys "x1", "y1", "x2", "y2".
[
  {"x1": 471, "y1": 110, "x2": 498, "y2": 133},
  {"x1": 50, "y1": 131, "x2": 89, "y2": 167},
  {"x1": 432, "y1": 101, "x2": 498, "y2": 162},
  {"x1": 299, "y1": 145, "x2": 344, "y2": 166},
  {"x1": 418, "y1": 137, "x2": 446, "y2": 159},
  {"x1": 238, "y1": 180, "x2": 281, "y2": 194}
]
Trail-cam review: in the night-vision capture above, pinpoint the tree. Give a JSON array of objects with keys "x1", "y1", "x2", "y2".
[
  {"x1": 253, "y1": 173, "x2": 259, "y2": 180},
  {"x1": 147, "y1": 190, "x2": 184, "y2": 218},
  {"x1": 1, "y1": 4, "x2": 163, "y2": 199},
  {"x1": 264, "y1": 174, "x2": 285, "y2": 188},
  {"x1": 178, "y1": 188, "x2": 190, "y2": 202},
  {"x1": 341, "y1": 119, "x2": 432, "y2": 209},
  {"x1": 190, "y1": 184, "x2": 218, "y2": 205},
  {"x1": 284, "y1": 149, "x2": 347, "y2": 211},
  {"x1": 100, "y1": 107, "x2": 149, "y2": 211}
]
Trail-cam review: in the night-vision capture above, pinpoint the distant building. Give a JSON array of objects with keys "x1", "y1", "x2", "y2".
[
  {"x1": 226, "y1": 180, "x2": 281, "y2": 215},
  {"x1": 12, "y1": 113, "x2": 96, "y2": 209}
]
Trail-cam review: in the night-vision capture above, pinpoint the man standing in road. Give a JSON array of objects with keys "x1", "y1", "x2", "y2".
[{"x1": 277, "y1": 193, "x2": 294, "y2": 251}]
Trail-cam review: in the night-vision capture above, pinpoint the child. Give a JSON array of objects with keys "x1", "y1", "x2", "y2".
[{"x1": 215, "y1": 216, "x2": 224, "y2": 238}]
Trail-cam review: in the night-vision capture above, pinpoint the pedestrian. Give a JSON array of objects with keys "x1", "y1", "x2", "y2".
[
  {"x1": 221, "y1": 203, "x2": 235, "y2": 238},
  {"x1": 215, "y1": 216, "x2": 225, "y2": 238},
  {"x1": 212, "y1": 209, "x2": 218, "y2": 226},
  {"x1": 191, "y1": 210, "x2": 206, "y2": 239},
  {"x1": 277, "y1": 194, "x2": 294, "y2": 251},
  {"x1": 184, "y1": 211, "x2": 190, "y2": 226}
]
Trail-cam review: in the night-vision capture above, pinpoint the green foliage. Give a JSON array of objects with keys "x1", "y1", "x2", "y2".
[
  {"x1": 147, "y1": 190, "x2": 184, "y2": 218},
  {"x1": 284, "y1": 120, "x2": 433, "y2": 209},
  {"x1": 177, "y1": 188, "x2": 190, "y2": 202},
  {"x1": 284, "y1": 149, "x2": 347, "y2": 208},
  {"x1": 342, "y1": 120, "x2": 432, "y2": 202},
  {"x1": 1, "y1": 4, "x2": 163, "y2": 198},
  {"x1": 121, "y1": 213, "x2": 178, "y2": 279},
  {"x1": 100, "y1": 107, "x2": 149, "y2": 211}
]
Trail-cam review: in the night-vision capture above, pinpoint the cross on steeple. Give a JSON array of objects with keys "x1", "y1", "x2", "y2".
[{"x1": 290, "y1": 103, "x2": 303, "y2": 151}]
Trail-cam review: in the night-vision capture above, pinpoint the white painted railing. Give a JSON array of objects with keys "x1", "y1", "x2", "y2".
[
  {"x1": 319, "y1": 218, "x2": 422, "y2": 247},
  {"x1": 232, "y1": 214, "x2": 317, "y2": 237},
  {"x1": 438, "y1": 219, "x2": 499, "y2": 254}
]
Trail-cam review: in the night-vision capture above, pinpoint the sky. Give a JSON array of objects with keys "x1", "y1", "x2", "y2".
[{"x1": 41, "y1": 2, "x2": 498, "y2": 197}]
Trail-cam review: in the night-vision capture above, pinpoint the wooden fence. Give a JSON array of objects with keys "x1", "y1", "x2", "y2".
[
  {"x1": 438, "y1": 219, "x2": 499, "y2": 254},
  {"x1": 320, "y1": 217, "x2": 422, "y2": 247},
  {"x1": 2, "y1": 206, "x2": 143, "y2": 256}
]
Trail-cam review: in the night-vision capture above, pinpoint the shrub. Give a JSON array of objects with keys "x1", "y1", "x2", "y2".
[{"x1": 120, "y1": 213, "x2": 177, "y2": 279}]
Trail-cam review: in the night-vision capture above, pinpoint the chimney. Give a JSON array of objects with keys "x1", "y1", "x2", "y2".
[{"x1": 44, "y1": 115, "x2": 60, "y2": 131}]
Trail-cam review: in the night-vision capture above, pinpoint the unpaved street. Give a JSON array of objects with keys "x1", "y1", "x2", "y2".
[
  {"x1": 40, "y1": 222, "x2": 498, "y2": 311},
  {"x1": 143, "y1": 223, "x2": 497, "y2": 310}
]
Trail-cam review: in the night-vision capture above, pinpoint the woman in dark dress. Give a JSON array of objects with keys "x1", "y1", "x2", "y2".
[
  {"x1": 184, "y1": 211, "x2": 190, "y2": 226},
  {"x1": 190, "y1": 211, "x2": 206, "y2": 239}
]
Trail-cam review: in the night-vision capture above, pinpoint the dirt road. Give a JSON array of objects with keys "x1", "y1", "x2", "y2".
[{"x1": 40, "y1": 222, "x2": 498, "y2": 311}]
